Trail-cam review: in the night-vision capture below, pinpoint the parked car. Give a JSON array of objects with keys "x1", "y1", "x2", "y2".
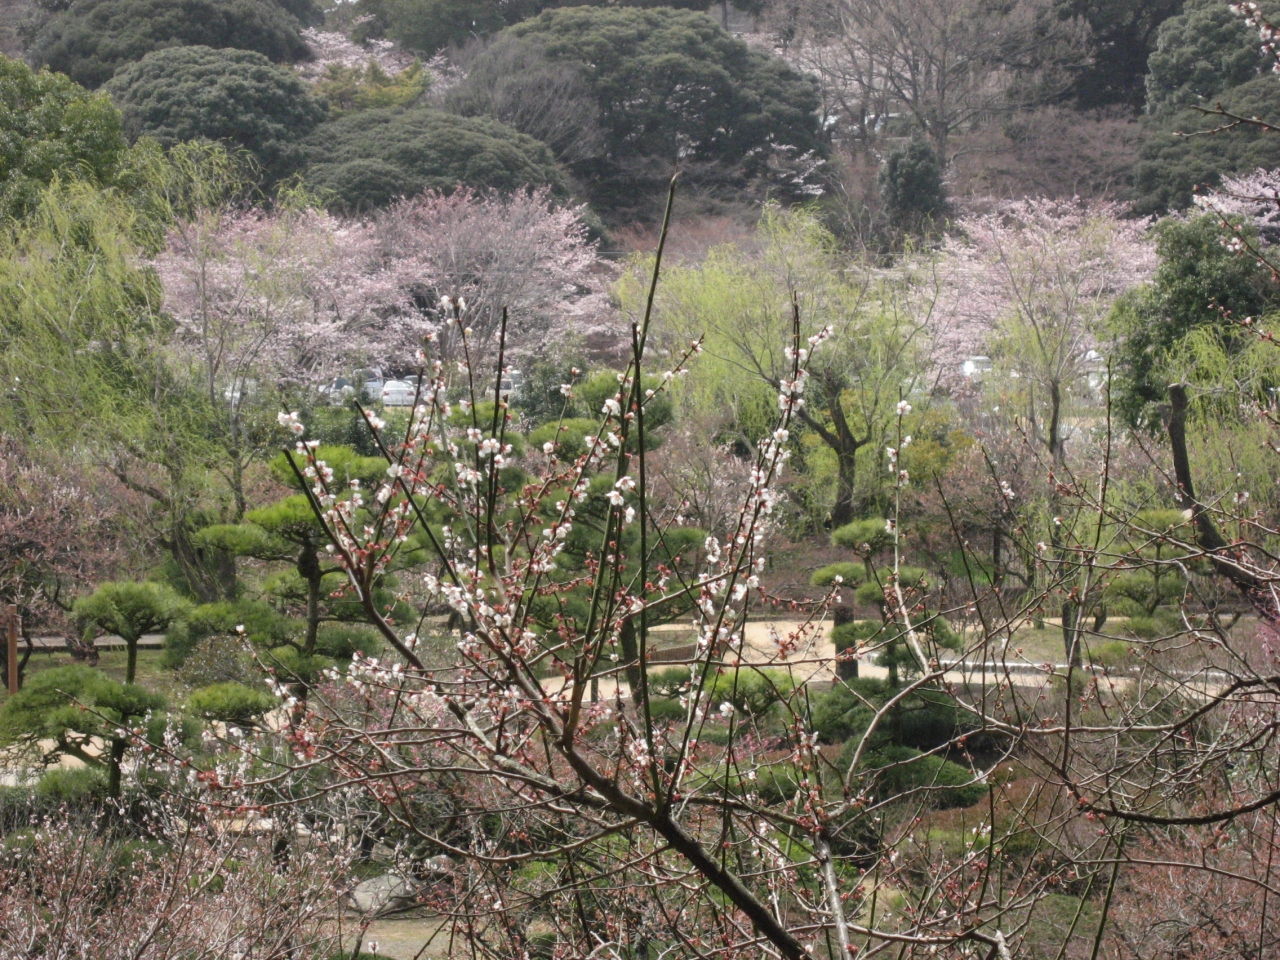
[
  {"x1": 318, "y1": 376, "x2": 355, "y2": 406},
  {"x1": 381, "y1": 379, "x2": 415, "y2": 407},
  {"x1": 353, "y1": 368, "x2": 384, "y2": 402}
]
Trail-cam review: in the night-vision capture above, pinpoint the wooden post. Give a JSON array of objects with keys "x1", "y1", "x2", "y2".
[{"x1": 5, "y1": 604, "x2": 17, "y2": 696}]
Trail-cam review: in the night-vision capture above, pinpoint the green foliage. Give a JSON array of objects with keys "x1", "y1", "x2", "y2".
[
  {"x1": 878, "y1": 139, "x2": 948, "y2": 227},
  {"x1": 830, "y1": 619, "x2": 882, "y2": 655},
  {"x1": 75, "y1": 581, "x2": 191, "y2": 644},
  {"x1": 0, "y1": 55, "x2": 130, "y2": 220},
  {"x1": 1055, "y1": 0, "x2": 1184, "y2": 108},
  {"x1": 304, "y1": 107, "x2": 565, "y2": 210},
  {"x1": 164, "y1": 599, "x2": 293, "y2": 667},
  {"x1": 35, "y1": 767, "x2": 108, "y2": 802},
  {"x1": 508, "y1": 6, "x2": 823, "y2": 206},
  {"x1": 1134, "y1": 76, "x2": 1280, "y2": 214},
  {"x1": 810, "y1": 563, "x2": 865, "y2": 587},
  {"x1": 814, "y1": 681, "x2": 973, "y2": 756},
  {"x1": 269, "y1": 444, "x2": 388, "y2": 489},
  {"x1": 1107, "y1": 215, "x2": 1279, "y2": 427},
  {"x1": 187, "y1": 681, "x2": 275, "y2": 726},
  {"x1": 1087, "y1": 640, "x2": 1131, "y2": 668},
  {"x1": 442, "y1": 34, "x2": 604, "y2": 165},
  {"x1": 314, "y1": 61, "x2": 428, "y2": 119},
  {"x1": 527, "y1": 417, "x2": 600, "y2": 460},
  {"x1": 645, "y1": 666, "x2": 694, "y2": 699},
  {"x1": 265, "y1": 645, "x2": 335, "y2": 684},
  {"x1": 850, "y1": 744, "x2": 986, "y2": 811},
  {"x1": 313, "y1": 623, "x2": 383, "y2": 660},
  {"x1": 1143, "y1": 0, "x2": 1270, "y2": 116},
  {"x1": 831, "y1": 518, "x2": 892, "y2": 554},
  {"x1": 365, "y1": 0, "x2": 539, "y2": 54},
  {"x1": 0, "y1": 665, "x2": 165, "y2": 750},
  {"x1": 854, "y1": 567, "x2": 928, "y2": 609},
  {"x1": 107, "y1": 46, "x2": 327, "y2": 181},
  {"x1": 30, "y1": 0, "x2": 314, "y2": 89},
  {"x1": 708, "y1": 668, "x2": 793, "y2": 719}
]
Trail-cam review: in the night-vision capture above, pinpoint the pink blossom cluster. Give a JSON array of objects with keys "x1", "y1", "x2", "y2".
[
  {"x1": 153, "y1": 189, "x2": 610, "y2": 390},
  {"x1": 1231, "y1": 3, "x2": 1280, "y2": 73},
  {"x1": 296, "y1": 28, "x2": 417, "y2": 80},
  {"x1": 930, "y1": 199, "x2": 1155, "y2": 383},
  {"x1": 1194, "y1": 167, "x2": 1280, "y2": 244}
]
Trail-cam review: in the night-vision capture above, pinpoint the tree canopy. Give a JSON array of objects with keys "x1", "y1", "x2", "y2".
[
  {"x1": 28, "y1": 0, "x2": 315, "y2": 89},
  {"x1": 1134, "y1": 76, "x2": 1280, "y2": 213},
  {"x1": 106, "y1": 46, "x2": 327, "y2": 180},
  {"x1": 1143, "y1": 0, "x2": 1271, "y2": 116},
  {"x1": 0, "y1": 54, "x2": 131, "y2": 221},
  {"x1": 507, "y1": 6, "x2": 824, "y2": 204},
  {"x1": 303, "y1": 106, "x2": 565, "y2": 209}
]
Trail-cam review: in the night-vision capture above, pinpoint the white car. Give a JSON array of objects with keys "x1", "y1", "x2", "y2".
[{"x1": 381, "y1": 379, "x2": 415, "y2": 407}]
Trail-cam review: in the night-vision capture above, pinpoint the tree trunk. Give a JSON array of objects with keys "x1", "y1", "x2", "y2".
[
  {"x1": 125, "y1": 637, "x2": 138, "y2": 684},
  {"x1": 619, "y1": 616, "x2": 642, "y2": 697},
  {"x1": 299, "y1": 541, "x2": 322, "y2": 655},
  {"x1": 831, "y1": 442, "x2": 858, "y2": 528},
  {"x1": 107, "y1": 736, "x2": 127, "y2": 798}
]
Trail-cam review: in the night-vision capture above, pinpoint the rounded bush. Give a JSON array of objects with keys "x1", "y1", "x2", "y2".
[
  {"x1": 187, "y1": 681, "x2": 276, "y2": 726},
  {"x1": 107, "y1": 46, "x2": 326, "y2": 180},
  {"x1": 30, "y1": 0, "x2": 314, "y2": 90},
  {"x1": 304, "y1": 107, "x2": 565, "y2": 210}
]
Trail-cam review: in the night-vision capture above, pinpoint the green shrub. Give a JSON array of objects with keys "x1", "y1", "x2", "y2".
[
  {"x1": 187, "y1": 682, "x2": 276, "y2": 726},
  {"x1": 831, "y1": 518, "x2": 892, "y2": 553},
  {"x1": 265, "y1": 646, "x2": 336, "y2": 684},
  {"x1": 644, "y1": 666, "x2": 694, "y2": 699},
  {"x1": 879, "y1": 139, "x2": 948, "y2": 227},
  {"x1": 304, "y1": 107, "x2": 565, "y2": 210},
  {"x1": 1125, "y1": 616, "x2": 1160, "y2": 640},
  {"x1": 508, "y1": 6, "x2": 824, "y2": 205},
  {"x1": 847, "y1": 743, "x2": 985, "y2": 811},
  {"x1": 1088, "y1": 640, "x2": 1132, "y2": 668},
  {"x1": 709, "y1": 668, "x2": 793, "y2": 719},
  {"x1": 107, "y1": 46, "x2": 326, "y2": 181},
  {"x1": 313, "y1": 624, "x2": 384, "y2": 660},
  {"x1": 527, "y1": 418, "x2": 601, "y2": 460},
  {"x1": 645, "y1": 697, "x2": 686, "y2": 722},
  {"x1": 0, "y1": 55, "x2": 131, "y2": 221},
  {"x1": 29, "y1": 0, "x2": 315, "y2": 90},
  {"x1": 165, "y1": 599, "x2": 293, "y2": 667},
  {"x1": 811, "y1": 562, "x2": 865, "y2": 587},
  {"x1": 34, "y1": 767, "x2": 108, "y2": 803}
]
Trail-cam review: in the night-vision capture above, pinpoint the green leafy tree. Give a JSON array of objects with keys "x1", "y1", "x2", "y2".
[
  {"x1": 0, "y1": 665, "x2": 167, "y2": 796},
  {"x1": 355, "y1": 0, "x2": 539, "y2": 54},
  {"x1": 0, "y1": 54, "x2": 131, "y2": 220},
  {"x1": 641, "y1": 205, "x2": 929, "y2": 527},
  {"x1": 107, "y1": 46, "x2": 327, "y2": 181},
  {"x1": 187, "y1": 680, "x2": 275, "y2": 727},
  {"x1": 1134, "y1": 76, "x2": 1280, "y2": 213},
  {"x1": 878, "y1": 138, "x2": 948, "y2": 232},
  {"x1": 197, "y1": 446, "x2": 387, "y2": 655},
  {"x1": 1054, "y1": 0, "x2": 1183, "y2": 108},
  {"x1": 313, "y1": 60, "x2": 428, "y2": 119},
  {"x1": 303, "y1": 107, "x2": 565, "y2": 210},
  {"x1": 29, "y1": 0, "x2": 315, "y2": 89},
  {"x1": 508, "y1": 6, "x2": 824, "y2": 206},
  {"x1": 74, "y1": 580, "x2": 191, "y2": 683},
  {"x1": 1143, "y1": 0, "x2": 1271, "y2": 116},
  {"x1": 1107, "y1": 214, "x2": 1279, "y2": 428}
]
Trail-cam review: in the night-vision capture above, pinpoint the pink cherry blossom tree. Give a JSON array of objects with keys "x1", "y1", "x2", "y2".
[
  {"x1": 373, "y1": 187, "x2": 612, "y2": 361},
  {"x1": 933, "y1": 199, "x2": 1155, "y2": 460}
]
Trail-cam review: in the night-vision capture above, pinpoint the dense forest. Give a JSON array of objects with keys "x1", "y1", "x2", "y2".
[{"x1": 4, "y1": 1, "x2": 1280, "y2": 958}]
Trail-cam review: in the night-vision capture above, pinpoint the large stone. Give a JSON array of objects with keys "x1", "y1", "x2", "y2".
[{"x1": 349, "y1": 871, "x2": 415, "y2": 914}]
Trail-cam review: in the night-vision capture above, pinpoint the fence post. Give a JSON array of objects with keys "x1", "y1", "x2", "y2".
[{"x1": 5, "y1": 604, "x2": 17, "y2": 695}]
